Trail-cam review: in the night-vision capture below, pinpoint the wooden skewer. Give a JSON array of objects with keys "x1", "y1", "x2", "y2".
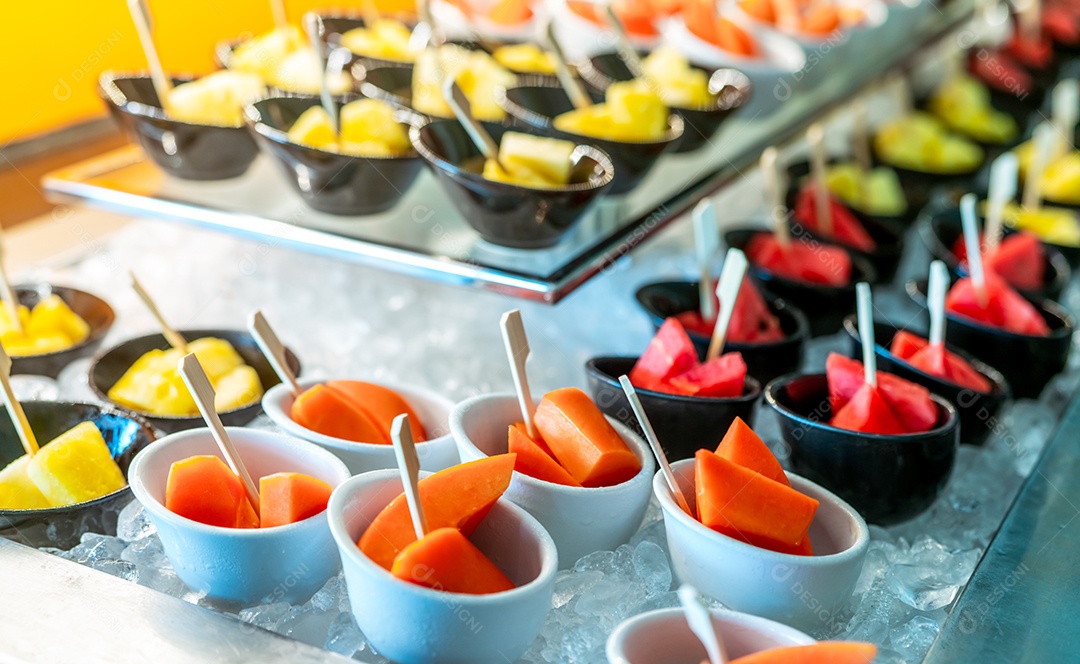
[
  {"x1": 179, "y1": 353, "x2": 260, "y2": 516},
  {"x1": 618, "y1": 376, "x2": 692, "y2": 515},
  {"x1": 0, "y1": 227, "x2": 23, "y2": 335},
  {"x1": 984, "y1": 152, "x2": 1018, "y2": 252},
  {"x1": 270, "y1": 0, "x2": 289, "y2": 29},
  {"x1": 304, "y1": 12, "x2": 340, "y2": 137},
  {"x1": 1052, "y1": 79, "x2": 1078, "y2": 160},
  {"x1": 959, "y1": 193, "x2": 988, "y2": 308},
  {"x1": 807, "y1": 123, "x2": 833, "y2": 238},
  {"x1": 856, "y1": 282, "x2": 876, "y2": 387},
  {"x1": 130, "y1": 272, "x2": 188, "y2": 353},
  {"x1": 705, "y1": 248, "x2": 748, "y2": 362},
  {"x1": 760, "y1": 148, "x2": 790, "y2": 249},
  {"x1": 0, "y1": 344, "x2": 39, "y2": 457},
  {"x1": 1023, "y1": 122, "x2": 1055, "y2": 213},
  {"x1": 693, "y1": 200, "x2": 720, "y2": 322},
  {"x1": 851, "y1": 100, "x2": 872, "y2": 209},
  {"x1": 127, "y1": 0, "x2": 173, "y2": 114},
  {"x1": 443, "y1": 79, "x2": 506, "y2": 171},
  {"x1": 544, "y1": 19, "x2": 592, "y2": 110},
  {"x1": 677, "y1": 585, "x2": 729, "y2": 664},
  {"x1": 500, "y1": 309, "x2": 538, "y2": 440},
  {"x1": 360, "y1": 0, "x2": 382, "y2": 29},
  {"x1": 248, "y1": 311, "x2": 301, "y2": 397},
  {"x1": 1018, "y1": 0, "x2": 1042, "y2": 44},
  {"x1": 391, "y1": 414, "x2": 428, "y2": 540},
  {"x1": 927, "y1": 260, "x2": 949, "y2": 349},
  {"x1": 602, "y1": 3, "x2": 645, "y2": 79}
]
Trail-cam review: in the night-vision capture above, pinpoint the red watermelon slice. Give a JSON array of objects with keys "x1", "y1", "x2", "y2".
[
  {"x1": 950, "y1": 232, "x2": 1045, "y2": 292},
  {"x1": 668, "y1": 352, "x2": 747, "y2": 398},
  {"x1": 793, "y1": 183, "x2": 877, "y2": 252},
  {"x1": 674, "y1": 277, "x2": 784, "y2": 343},
  {"x1": 969, "y1": 51, "x2": 1035, "y2": 96},
  {"x1": 826, "y1": 353, "x2": 939, "y2": 433},
  {"x1": 629, "y1": 318, "x2": 699, "y2": 391},
  {"x1": 889, "y1": 331, "x2": 993, "y2": 393},
  {"x1": 831, "y1": 382, "x2": 907, "y2": 434},
  {"x1": 945, "y1": 273, "x2": 1051, "y2": 336},
  {"x1": 1045, "y1": 4, "x2": 1080, "y2": 44},
  {"x1": 745, "y1": 232, "x2": 853, "y2": 286}
]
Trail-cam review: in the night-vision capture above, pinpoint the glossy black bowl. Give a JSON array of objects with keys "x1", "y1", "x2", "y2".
[
  {"x1": 89, "y1": 329, "x2": 301, "y2": 435},
  {"x1": 918, "y1": 206, "x2": 1071, "y2": 301},
  {"x1": 786, "y1": 159, "x2": 920, "y2": 230},
  {"x1": 765, "y1": 373, "x2": 959, "y2": 525},
  {"x1": 905, "y1": 279, "x2": 1073, "y2": 399},
  {"x1": 574, "y1": 53, "x2": 752, "y2": 153},
  {"x1": 8, "y1": 286, "x2": 114, "y2": 379},
  {"x1": 409, "y1": 118, "x2": 614, "y2": 248},
  {"x1": 356, "y1": 64, "x2": 416, "y2": 111},
  {"x1": 724, "y1": 228, "x2": 877, "y2": 337},
  {"x1": 840, "y1": 315, "x2": 1010, "y2": 446},
  {"x1": 633, "y1": 280, "x2": 809, "y2": 384},
  {"x1": 585, "y1": 356, "x2": 761, "y2": 461},
  {"x1": 0, "y1": 401, "x2": 156, "y2": 549},
  {"x1": 98, "y1": 72, "x2": 261, "y2": 180},
  {"x1": 246, "y1": 96, "x2": 424, "y2": 215},
  {"x1": 870, "y1": 150, "x2": 983, "y2": 209},
  {"x1": 499, "y1": 81, "x2": 684, "y2": 194}
]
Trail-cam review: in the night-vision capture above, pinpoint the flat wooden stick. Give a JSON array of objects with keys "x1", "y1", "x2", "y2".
[
  {"x1": 0, "y1": 345, "x2": 39, "y2": 457},
  {"x1": 544, "y1": 19, "x2": 592, "y2": 110},
  {"x1": 693, "y1": 200, "x2": 720, "y2": 322},
  {"x1": 0, "y1": 227, "x2": 23, "y2": 335},
  {"x1": 1023, "y1": 122, "x2": 1055, "y2": 212},
  {"x1": 928, "y1": 260, "x2": 948, "y2": 348},
  {"x1": 304, "y1": 13, "x2": 339, "y2": 137},
  {"x1": 985, "y1": 152, "x2": 1018, "y2": 252},
  {"x1": 856, "y1": 282, "x2": 876, "y2": 387},
  {"x1": 706, "y1": 248, "x2": 748, "y2": 361},
  {"x1": 807, "y1": 123, "x2": 833, "y2": 237},
  {"x1": 248, "y1": 311, "x2": 301, "y2": 397},
  {"x1": 678, "y1": 585, "x2": 729, "y2": 664},
  {"x1": 179, "y1": 353, "x2": 260, "y2": 515},
  {"x1": 360, "y1": 0, "x2": 381, "y2": 29},
  {"x1": 127, "y1": 0, "x2": 173, "y2": 113},
  {"x1": 391, "y1": 414, "x2": 428, "y2": 540},
  {"x1": 959, "y1": 193, "x2": 988, "y2": 308},
  {"x1": 851, "y1": 100, "x2": 871, "y2": 209},
  {"x1": 618, "y1": 376, "x2": 692, "y2": 515},
  {"x1": 602, "y1": 3, "x2": 645, "y2": 78},
  {"x1": 130, "y1": 272, "x2": 188, "y2": 353},
  {"x1": 760, "y1": 148, "x2": 790, "y2": 248},
  {"x1": 1052, "y1": 79, "x2": 1078, "y2": 159},
  {"x1": 500, "y1": 309, "x2": 538, "y2": 439},
  {"x1": 270, "y1": 0, "x2": 288, "y2": 29}
]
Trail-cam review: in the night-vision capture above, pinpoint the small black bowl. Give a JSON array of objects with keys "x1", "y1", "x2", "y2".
[
  {"x1": 633, "y1": 280, "x2": 809, "y2": 384},
  {"x1": 785, "y1": 159, "x2": 920, "y2": 230},
  {"x1": 724, "y1": 228, "x2": 877, "y2": 337},
  {"x1": 98, "y1": 72, "x2": 261, "y2": 180},
  {"x1": 905, "y1": 279, "x2": 1074, "y2": 399},
  {"x1": 0, "y1": 401, "x2": 156, "y2": 549},
  {"x1": 499, "y1": 81, "x2": 684, "y2": 194},
  {"x1": 870, "y1": 153, "x2": 983, "y2": 211},
  {"x1": 8, "y1": 285, "x2": 114, "y2": 379},
  {"x1": 246, "y1": 96, "x2": 424, "y2": 215},
  {"x1": 918, "y1": 206, "x2": 1071, "y2": 301},
  {"x1": 575, "y1": 52, "x2": 752, "y2": 153},
  {"x1": 765, "y1": 373, "x2": 959, "y2": 525},
  {"x1": 840, "y1": 315, "x2": 1010, "y2": 446},
  {"x1": 409, "y1": 118, "x2": 614, "y2": 248},
  {"x1": 584, "y1": 356, "x2": 761, "y2": 461},
  {"x1": 89, "y1": 329, "x2": 301, "y2": 435},
  {"x1": 356, "y1": 64, "x2": 416, "y2": 111}
]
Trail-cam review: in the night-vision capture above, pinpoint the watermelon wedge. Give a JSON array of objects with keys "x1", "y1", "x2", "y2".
[
  {"x1": 826, "y1": 353, "x2": 939, "y2": 433},
  {"x1": 945, "y1": 273, "x2": 1051, "y2": 336},
  {"x1": 969, "y1": 50, "x2": 1035, "y2": 96},
  {"x1": 889, "y1": 331, "x2": 993, "y2": 393},
  {"x1": 629, "y1": 318, "x2": 699, "y2": 391},
  {"x1": 831, "y1": 382, "x2": 907, "y2": 434},
  {"x1": 674, "y1": 277, "x2": 784, "y2": 343},
  {"x1": 793, "y1": 183, "x2": 877, "y2": 252},
  {"x1": 745, "y1": 232, "x2": 853, "y2": 286},
  {"x1": 950, "y1": 232, "x2": 1045, "y2": 292},
  {"x1": 667, "y1": 352, "x2": 747, "y2": 398}
]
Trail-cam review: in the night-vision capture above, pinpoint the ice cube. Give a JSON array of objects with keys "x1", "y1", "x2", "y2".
[
  {"x1": 632, "y1": 541, "x2": 672, "y2": 596},
  {"x1": 238, "y1": 601, "x2": 292, "y2": 629},
  {"x1": 889, "y1": 614, "x2": 941, "y2": 662},
  {"x1": 324, "y1": 612, "x2": 366, "y2": 657},
  {"x1": 117, "y1": 500, "x2": 156, "y2": 542},
  {"x1": 887, "y1": 564, "x2": 960, "y2": 611}
]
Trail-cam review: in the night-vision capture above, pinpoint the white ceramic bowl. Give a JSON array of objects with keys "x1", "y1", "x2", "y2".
[
  {"x1": 262, "y1": 378, "x2": 460, "y2": 475},
  {"x1": 656, "y1": 459, "x2": 868, "y2": 632},
  {"x1": 328, "y1": 469, "x2": 557, "y2": 664},
  {"x1": 606, "y1": 606, "x2": 815, "y2": 664},
  {"x1": 451, "y1": 393, "x2": 656, "y2": 568},
  {"x1": 129, "y1": 427, "x2": 351, "y2": 605}
]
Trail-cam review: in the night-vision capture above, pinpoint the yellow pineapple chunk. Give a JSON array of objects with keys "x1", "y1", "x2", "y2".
[
  {"x1": 188, "y1": 337, "x2": 245, "y2": 381},
  {"x1": 412, "y1": 46, "x2": 515, "y2": 121},
  {"x1": 641, "y1": 46, "x2": 714, "y2": 109},
  {"x1": 487, "y1": 132, "x2": 575, "y2": 187},
  {"x1": 553, "y1": 106, "x2": 617, "y2": 138},
  {"x1": 230, "y1": 26, "x2": 306, "y2": 80},
  {"x1": 493, "y1": 43, "x2": 557, "y2": 74},
  {"x1": 341, "y1": 19, "x2": 417, "y2": 62},
  {"x1": 287, "y1": 106, "x2": 339, "y2": 152},
  {"x1": 26, "y1": 295, "x2": 89, "y2": 345},
  {"x1": 606, "y1": 80, "x2": 667, "y2": 141},
  {"x1": 167, "y1": 71, "x2": 265, "y2": 127},
  {"x1": 340, "y1": 99, "x2": 410, "y2": 155},
  {"x1": 0, "y1": 456, "x2": 53, "y2": 510},
  {"x1": 214, "y1": 365, "x2": 264, "y2": 413},
  {"x1": 26, "y1": 422, "x2": 126, "y2": 507},
  {"x1": 270, "y1": 49, "x2": 353, "y2": 95}
]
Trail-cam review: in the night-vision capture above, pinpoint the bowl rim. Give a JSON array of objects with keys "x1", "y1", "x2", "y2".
[
  {"x1": 261, "y1": 377, "x2": 456, "y2": 451},
  {"x1": 244, "y1": 95, "x2": 423, "y2": 162},
  {"x1": 128, "y1": 426, "x2": 350, "y2": 536},
  {"x1": 763, "y1": 371, "x2": 962, "y2": 441},
  {"x1": 409, "y1": 118, "x2": 617, "y2": 194},
  {"x1": 585, "y1": 356, "x2": 764, "y2": 405},
  {"x1": 654, "y1": 458, "x2": 870, "y2": 564},
  {"x1": 97, "y1": 70, "x2": 256, "y2": 129},
  {"x1": 838, "y1": 314, "x2": 1010, "y2": 398},
  {"x1": 577, "y1": 53, "x2": 754, "y2": 113},
  {"x1": 723, "y1": 226, "x2": 877, "y2": 290},
  {"x1": 450, "y1": 392, "x2": 657, "y2": 494},
  {"x1": 327, "y1": 467, "x2": 559, "y2": 601},
  {"x1": 87, "y1": 327, "x2": 299, "y2": 422},
  {"x1": 7, "y1": 284, "x2": 115, "y2": 361},
  {"x1": 0, "y1": 400, "x2": 156, "y2": 517}
]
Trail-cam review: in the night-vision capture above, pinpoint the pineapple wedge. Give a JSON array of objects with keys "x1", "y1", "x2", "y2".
[
  {"x1": 167, "y1": 71, "x2": 265, "y2": 127},
  {"x1": 0, "y1": 456, "x2": 53, "y2": 510},
  {"x1": 214, "y1": 365, "x2": 263, "y2": 414},
  {"x1": 340, "y1": 99, "x2": 410, "y2": 155},
  {"x1": 287, "y1": 106, "x2": 339, "y2": 152},
  {"x1": 641, "y1": 47, "x2": 714, "y2": 109},
  {"x1": 0, "y1": 295, "x2": 90, "y2": 357},
  {"x1": 26, "y1": 422, "x2": 126, "y2": 507},
  {"x1": 341, "y1": 19, "x2": 417, "y2": 62},
  {"x1": 230, "y1": 26, "x2": 306, "y2": 80},
  {"x1": 493, "y1": 43, "x2": 557, "y2": 75},
  {"x1": 482, "y1": 132, "x2": 575, "y2": 188}
]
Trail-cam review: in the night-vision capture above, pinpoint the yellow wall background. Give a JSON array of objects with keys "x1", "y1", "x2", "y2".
[{"x1": 0, "y1": 0, "x2": 415, "y2": 146}]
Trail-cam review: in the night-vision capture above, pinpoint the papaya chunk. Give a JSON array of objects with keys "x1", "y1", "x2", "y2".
[
  {"x1": 326, "y1": 380, "x2": 428, "y2": 442},
  {"x1": 291, "y1": 383, "x2": 389, "y2": 444},
  {"x1": 714, "y1": 417, "x2": 789, "y2": 486},
  {"x1": 729, "y1": 642, "x2": 878, "y2": 664},
  {"x1": 508, "y1": 424, "x2": 582, "y2": 487},
  {"x1": 165, "y1": 455, "x2": 259, "y2": 529},
  {"x1": 391, "y1": 527, "x2": 516, "y2": 594},
  {"x1": 259, "y1": 472, "x2": 333, "y2": 528}
]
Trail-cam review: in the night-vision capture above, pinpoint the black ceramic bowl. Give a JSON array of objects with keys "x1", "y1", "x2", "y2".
[
  {"x1": 765, "y1": 373, "x2": 959, "y2": 525},
  {"x1": 633, "y1": 280, "x2": 809, "y2": 384},
  {"x1": 786, "y1": 159, "x2": 920, "y2": 230},
  {"x1": 918, "y1": 206, "x2": 1071, "y2": 301},
  {"x1": 98, "y1": 72, "x2": 261, "y2": 180},
  {"x1": 409, "y1": 118, "x2": 614, "y2": 248},
  {"x1": 905, "y1": 279, "x2": 1074, "y2": 399},
  {"x1": 245, "y1": 96, "x2": 424, "y2": 215},
  {"x1": 574, "y1": 53, "x2": 752, "y2": 153},
  {"x1": 784, "y1": 182, "x2": 906, "y2": 283},
  {"x1": 584, "y1": 356, "x2": 761, "y2": 461},
  {"x1": 499, "y1": 80, "x2": 684, "y2": 194},
  {"x1": 724, "y1": 228, "x2": 877, "y2": 337},
  {"x1": 870, "y1": 153, "x2": 984, "y2": 214},
  {"x1": 88, "y1": 329, "x2": 301, "y2": 435},
  {"x1": 8, "y1": 286, "x2": 114, "y2": 379},
  {"x1": 840, "y1": 315, "x2": 1010, "y2": 446},
  {"x1": 0, "y1": 401, "x2": 156, "y2": 549},
  {"x1": 356, "y1": 64, "x2": 416, "y2": 111}
]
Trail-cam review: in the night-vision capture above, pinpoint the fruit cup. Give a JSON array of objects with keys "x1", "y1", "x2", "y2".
[
  {"x1": 89, "y1": 328, "x2": 301, "y2": 434},
  {"x1": 450, "y1": 394, "x2": 655, "y2": 566},
  {"x1": 765, "y1": 373, "x2": 959, "y2": 525},
  {"x1": 7, "y1": 285, "x2": 115, "y2": 379},
  {"x1": 129, "y1": 427, "x2": 350, "y2": 604},
  {"x1": 262, "y1": 377, "x2": 460, "y2": 474},
  {"x1": 245, "y1": 96, "x2": 426, "y2": 216},
  {"x1": 606, "y1": 606, "x2": 814, "y2": 664},
  {"x1": 328, "y1": 468, "x2": 557, "y2": 664},
  {"x1": 0, "y1": 401, "x2": 156, "y2": 549},
  {"x1": 655, "y1": 458, "x2": 869, "y2": 632},
  {"x1": 98, "y1": 72, "x2": 261, "y2": 180}
]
